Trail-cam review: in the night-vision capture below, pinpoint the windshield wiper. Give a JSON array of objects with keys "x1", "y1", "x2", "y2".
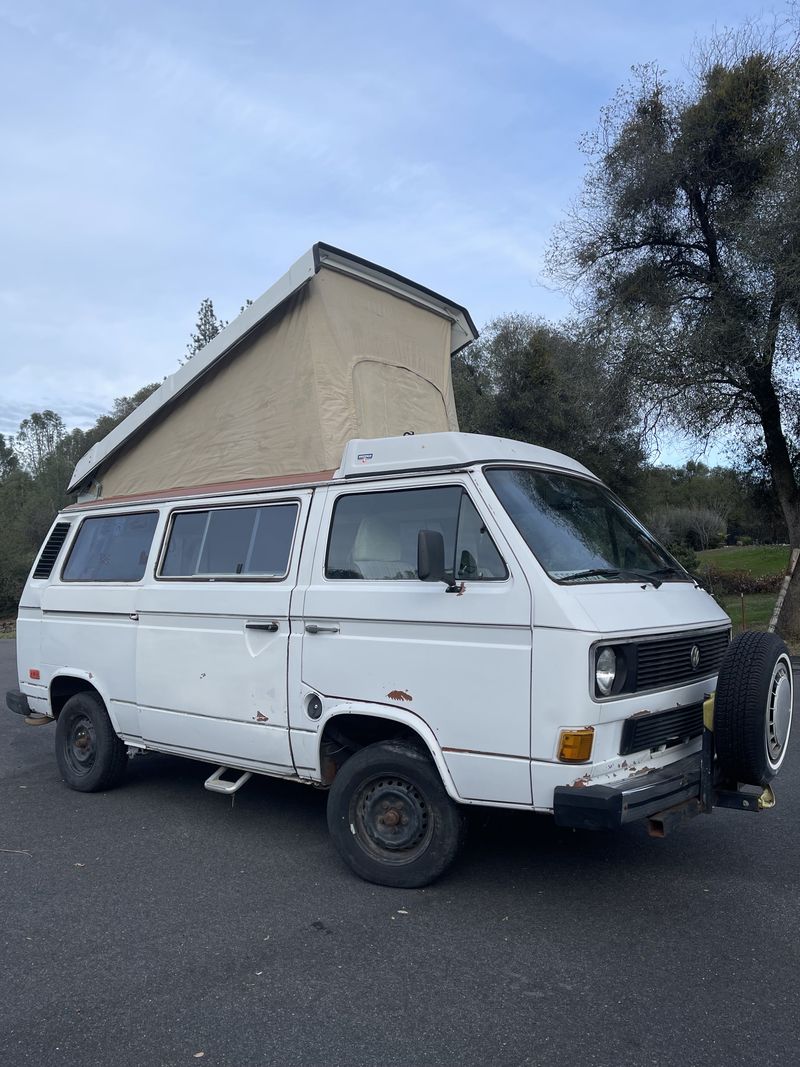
[
  {"x1": 647, "y1": 565, "x2": 690, "y2": 580},
  {"x1": 560, "y1": 567, "x2": 663, "y2": 588}
]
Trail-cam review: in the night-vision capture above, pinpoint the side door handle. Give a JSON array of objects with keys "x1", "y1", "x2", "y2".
[
  {"x1": 305, "y1": 623, "x2": 340, "y2": 635},
  {"x1": 245, "y1": 621, "x2": 280, "y2": 632}
]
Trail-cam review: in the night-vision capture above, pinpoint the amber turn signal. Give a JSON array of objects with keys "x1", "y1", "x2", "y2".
[{"x1": 558, "y1": 728, "x2": 594, "y2": 763}]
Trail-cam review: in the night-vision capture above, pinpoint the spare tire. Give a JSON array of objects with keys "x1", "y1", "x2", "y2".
[{"x1": 714, "y1": 631, "x2": 793, "y2": 785}]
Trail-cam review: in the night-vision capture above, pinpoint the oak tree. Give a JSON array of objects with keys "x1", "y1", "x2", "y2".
[{"x1": 551, "y1": 23, "x2": 800, "y2": 635}]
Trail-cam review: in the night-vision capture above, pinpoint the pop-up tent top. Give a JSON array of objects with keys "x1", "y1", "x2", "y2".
[{"x1": 68, "y1": 243, "x2": 478, "y2": 501}]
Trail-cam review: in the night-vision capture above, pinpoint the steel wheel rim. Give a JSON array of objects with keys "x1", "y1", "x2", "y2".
[
  {"x1": 765, "y1": 656, "x2": 793, "y2": 768},
  {"x1": 65, "y1": 714, "x2": 97, "y2": 777},
  {"x1": 351, "y1": 774, "x2": 434, "y2": 865}
]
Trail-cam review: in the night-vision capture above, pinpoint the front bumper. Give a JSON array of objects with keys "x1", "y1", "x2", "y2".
[
  {"x1": 6, "y1": 689, "x2": 30, "y2": 717},
  {"x1": 553, "y1": 754, "x2": 702, "y2": 830}
]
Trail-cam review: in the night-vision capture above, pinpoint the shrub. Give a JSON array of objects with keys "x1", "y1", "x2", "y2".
[
  {"x1": 667, "y1": 542, "x2": 699, "y2": 573},
  {"x1": 736, "y1": 535, "x2": 754, "y2": 546},
  {"x1": 701, "y1": 566, "x2": 782, "y2": 595}
]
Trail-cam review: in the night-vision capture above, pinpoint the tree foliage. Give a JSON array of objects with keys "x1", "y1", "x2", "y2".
[
  {"x1": 0, "y1": 385, "x2": 158, "y2": 616},
  {"x1": 183, "y1": 297, "x2": 227, "y2": 362},
  {"x1": 13, "y1": 411, "x2": 66, "y2": 476},
  {"x1": 550, "y1": 20, "x2": 800, "y2": 636},
  {"x1": 453, "y1": 314, "x2": 646, "y2": 498}
]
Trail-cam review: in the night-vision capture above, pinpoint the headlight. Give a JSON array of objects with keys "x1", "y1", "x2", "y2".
[{"x1": 595, "y1": 647, "x2": 617, "y2": 696}]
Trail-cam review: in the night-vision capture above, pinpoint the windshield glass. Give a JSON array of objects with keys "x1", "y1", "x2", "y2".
[{"x1": 484, "y1": 467, "x2": 688, "y2": 583}]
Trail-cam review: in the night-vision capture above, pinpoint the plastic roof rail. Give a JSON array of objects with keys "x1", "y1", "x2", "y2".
[{"x1": 335, "y1": 432, "x2": 597, "y2": 480}]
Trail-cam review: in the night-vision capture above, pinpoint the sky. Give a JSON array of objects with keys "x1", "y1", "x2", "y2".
[{"x1": 0, "y1": 0, "x2": 770, "y2": 460}]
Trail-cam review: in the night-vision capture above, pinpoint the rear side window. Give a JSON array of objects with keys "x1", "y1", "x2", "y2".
[
  {"x1": 326, "y1": 487, "x2": 507, "y2": 581},
  {"x1": 160, "y1": 503, "x2": 298, "y2": 579},
  {"x1": 62, "y1": 512, "x2": 159, "y2": 582}
]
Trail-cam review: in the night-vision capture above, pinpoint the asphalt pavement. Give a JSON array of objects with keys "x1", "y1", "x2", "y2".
[{"x1": 1, "y1": 637, "x2": 799, "y2": 1067}]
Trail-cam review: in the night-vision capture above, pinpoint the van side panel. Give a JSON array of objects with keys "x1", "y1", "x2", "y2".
[
  {"x1": 134, "y1": 492, "x2": 313, "y2": 772},
  {"x1": 40, "y1": 566, "x2": 150, "y2": 737},
  {"x1": 16, "y1": 517, "x2": 71, "y2": 716}
]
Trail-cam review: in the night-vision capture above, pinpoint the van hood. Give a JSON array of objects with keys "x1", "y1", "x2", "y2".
[{"x1": 536, "y1": 579, "x2": 730, "y2": 636}]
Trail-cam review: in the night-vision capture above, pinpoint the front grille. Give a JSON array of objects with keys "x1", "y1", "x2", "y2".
[
  {"x1": 634, "y1": 628, "x2": 729, "y2": 692},
  {"x1": 620, "y1": 702, "x2": 704, "y2": 755}
]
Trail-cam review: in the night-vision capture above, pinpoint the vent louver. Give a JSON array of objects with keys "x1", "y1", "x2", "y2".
[{"x1": 32, "y1": 522, "x2": 72, "y2": 579}]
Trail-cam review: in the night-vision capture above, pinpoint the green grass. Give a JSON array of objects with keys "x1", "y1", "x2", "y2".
[
  {"x1": 699, "y1": 545, "x2": 788, "y2": 638},
  {"x1": 698, "y1": 544, "x2": 790, "y2": 576},
  {"x1": 717, "y1": 592, "x2": 778, "y2": 636}
]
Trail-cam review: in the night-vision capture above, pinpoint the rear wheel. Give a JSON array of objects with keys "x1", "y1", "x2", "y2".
[
  {"x1": 327, "y1": 740, "x2": 466, "y2": 888},
  {"x1": 55, "y1": 691, "x2": 128, "y2": 793},
  {"x1": 714, "y1": 631, "x2": 793, "y2": 785}
]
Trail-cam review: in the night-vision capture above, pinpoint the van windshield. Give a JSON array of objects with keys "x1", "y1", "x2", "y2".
[{"x1": 484, "y1": 467, "x2": 689, "y2": 584}]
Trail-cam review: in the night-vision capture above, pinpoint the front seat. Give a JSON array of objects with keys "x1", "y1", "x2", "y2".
[{"x1": 352, "y1": 516, "x2": 415, "y2": 580}]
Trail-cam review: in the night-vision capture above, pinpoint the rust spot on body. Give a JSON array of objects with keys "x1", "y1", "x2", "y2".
[
  {"x1": 571, "y1": 774, "x2": 592, "y2": 788},
  {"x1": 255, "y1": 711, "x2": 269, "y2": 722},
  {"x1": 387, "y1": 690, "x2": 412, "y2": 702}
]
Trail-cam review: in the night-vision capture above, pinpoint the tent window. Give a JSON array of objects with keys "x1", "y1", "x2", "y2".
[
  {"x1": 62, "y1": 512, "x2": 159, "y2": 582},
  {"x1": 325, "y1": 487, "x2": 507, "y2": 581},
  {"x1": 160, "y1": 503, "x2": 298, "y2": 579}
]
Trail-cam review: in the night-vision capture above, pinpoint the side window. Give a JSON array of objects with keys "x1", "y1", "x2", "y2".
[
  {"x1": 160, "y1": 503, "x2": 298, "y2": 579},
  {"x1": 326, "y1": 487, "x2": 506, "y2": 581},
  {"x1": 455, "y1": 495, "x2": 508, "y2": 579},
  {"x1": 62, "y1": 512, "x2": 159, "y2": 582}
]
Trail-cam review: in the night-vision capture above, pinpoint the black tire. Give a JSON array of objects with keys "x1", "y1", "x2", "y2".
[
  {"x1": 327, "y1": 740, "x2": 467, "y2": 888},
  {"x1": 714, "y1": 631, "x2": 794, "y2": 785},
  {"x1": 55, "y1": 691, "x2": 128, "y2": 793}
]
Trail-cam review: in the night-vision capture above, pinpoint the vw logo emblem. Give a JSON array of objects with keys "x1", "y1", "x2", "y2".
[{"x1": 690, "y1": 645, "x2": 701, "y2": 670}]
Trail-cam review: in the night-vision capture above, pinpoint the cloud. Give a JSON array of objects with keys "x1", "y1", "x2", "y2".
[{"x1": 0, "y1": 0, "x2": 761, "y2": 445}]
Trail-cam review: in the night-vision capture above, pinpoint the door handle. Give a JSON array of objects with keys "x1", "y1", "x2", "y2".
[
  {"x1": 245, "y1": 621, "x2": 280, "y2": 632},
  {"x1": 305, "y1": 623, "x2": 340, "y2": 635}
]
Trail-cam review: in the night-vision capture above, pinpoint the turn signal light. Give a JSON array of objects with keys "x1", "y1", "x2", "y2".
[{"x1": 558, "y1": 728, "x2": 594, "y2": 763}]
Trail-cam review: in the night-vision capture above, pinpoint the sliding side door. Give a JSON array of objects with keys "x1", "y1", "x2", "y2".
[{"x1": 135, "y1": 492, "x2": 311, "y2": 772}]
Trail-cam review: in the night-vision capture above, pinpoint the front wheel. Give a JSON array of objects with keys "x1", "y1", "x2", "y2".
[
  {"x1": 326, "y1": 740, "x2": 466, "y2": 888},
  {"x1": 714, "y1": 631, "x2": 794, "y2": 785},
  {"x1": 55, "y1": 691, "x2": 128, "y2": 793}
]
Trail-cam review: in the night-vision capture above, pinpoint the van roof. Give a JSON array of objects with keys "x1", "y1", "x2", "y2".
[{"x1": 62, "y1": 433, "x2": 597, "y2": 512}]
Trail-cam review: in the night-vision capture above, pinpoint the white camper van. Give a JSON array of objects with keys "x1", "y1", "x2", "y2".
[{"x1": 7, "y1": 432, "x2": 794, "y2": 886}]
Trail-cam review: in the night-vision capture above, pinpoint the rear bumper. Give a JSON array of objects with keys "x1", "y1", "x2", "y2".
[
  {"x1": 553, "y1": 754, "x2": 701, "y2": 830},
  {"x1": 6, "y1": 689, "x2": 30, "y2": 717}
]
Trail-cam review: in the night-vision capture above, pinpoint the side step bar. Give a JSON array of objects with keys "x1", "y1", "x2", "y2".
[{"x1": 204, "y1": 766, "x2": 252, "y2": 795}]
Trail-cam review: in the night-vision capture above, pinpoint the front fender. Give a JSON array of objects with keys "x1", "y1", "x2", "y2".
[{"x1": 296, "y1": 699, "x2": 464, "y2": 803}]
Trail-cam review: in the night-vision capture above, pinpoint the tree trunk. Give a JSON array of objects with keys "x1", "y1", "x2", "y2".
[
  {"x1": 746, "y1": 366, "x2": 800, "y2": 643},
  {"x1": 777, "y1": 517, "x2": 800, "y2": 646}
]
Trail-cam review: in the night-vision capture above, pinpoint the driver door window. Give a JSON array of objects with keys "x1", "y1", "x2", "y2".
[{"x1": 325, "y1": 486, "x2": 506, "y2": 582}]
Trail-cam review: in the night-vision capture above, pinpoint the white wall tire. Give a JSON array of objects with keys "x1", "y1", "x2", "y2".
[{"x1": 714, "y1": 631, "x2": 794, "y2": 785}]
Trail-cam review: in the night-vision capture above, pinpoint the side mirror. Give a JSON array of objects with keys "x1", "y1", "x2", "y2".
[{"x1": 417, "y1": 529, "x2": 447, "y2": 583}]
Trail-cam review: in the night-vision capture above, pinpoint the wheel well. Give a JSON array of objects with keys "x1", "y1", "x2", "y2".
[
  {"x1": 319, "y1": 714, "x2": 425, "y2": 785},
  {"x1": 50, "y1": 676, "x2": 102, "y2": 718}
]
